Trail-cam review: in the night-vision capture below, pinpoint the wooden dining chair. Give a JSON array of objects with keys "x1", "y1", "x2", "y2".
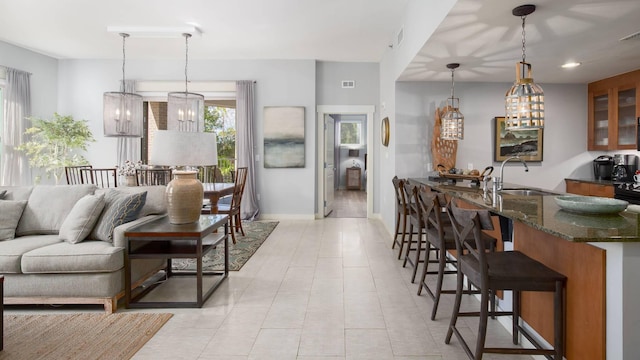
[
  {"x1": 217, "y1": 167, "x2": 248, "y2": 244},
  {"x1": 446, "y1": 199, "x2": 566, "y2": 360},
  {"x1": 80, "y1": 168, "x2": 118, "y2": 188},
  {"x1": 392, "y1": 176, "x2": 413, "y2": 259},
  {"x1": 135, "y1": 168, "x2": 172, "y2": 186},
  {"x1": 65, "y1": 165, "x2": 92, "y2": 185}
]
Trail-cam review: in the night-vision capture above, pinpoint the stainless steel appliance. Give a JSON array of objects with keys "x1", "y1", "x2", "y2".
[
  {"x1": 593, "y1": 155, "x2": 613, "y2": 180},
  {"x1": 614, "y1": 183, "x2": 640, "y2": 205},
  {"x1": 612, "y1": 154, "x2": 638, "y2": 182}
]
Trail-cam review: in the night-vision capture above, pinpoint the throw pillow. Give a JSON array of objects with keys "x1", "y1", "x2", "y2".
[
  {"x1": 0, "y1": 190, "x2": 6, "y2": 199},
  {"x1": 58, "y1": 193, "x2": 106, "y2": 244},
  {"x1": 90, "y1": 191, "x2": 147, "y2": 242},
  {"x1": 0, "y1": 200, "x2": 28, "y2": 240}
]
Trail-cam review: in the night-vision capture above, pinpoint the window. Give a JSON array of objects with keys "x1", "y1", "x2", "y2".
[{"x1": 340, "y1": 121, "x2": 362, "y2": 145}]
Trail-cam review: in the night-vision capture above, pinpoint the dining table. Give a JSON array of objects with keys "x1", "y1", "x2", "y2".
[{"x1": 202, "y1": 182, "x2": 235, "y2": 214}]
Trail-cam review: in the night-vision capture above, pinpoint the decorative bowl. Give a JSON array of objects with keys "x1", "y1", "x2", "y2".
[{"x1": 554, "y1": 196, "x2": 628, "y2": 215}]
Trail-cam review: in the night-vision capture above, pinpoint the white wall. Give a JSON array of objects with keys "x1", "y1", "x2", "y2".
[
  {"x1": 396, "y1": 81, "x2": 589, "y2": 192},
  {"x1": 316, "y1": 61, "x2": 379, "y2": 106},
  {"x1": 0, "y1": 41, "x2": 58, "y2": 120},
  {"x1": 57, "y1": 58, "x2": 316, "y2": 218}
]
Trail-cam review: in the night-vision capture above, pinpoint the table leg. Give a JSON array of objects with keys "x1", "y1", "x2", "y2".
[{"x1": 207, "y1": 193, "x2": 221, "y2": 214}]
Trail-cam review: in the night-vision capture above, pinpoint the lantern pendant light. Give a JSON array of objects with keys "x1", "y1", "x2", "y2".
[
  {"x1": 441, "y1": 63, "x2": 464, "y2": 140},
  {"x1": 168, "y1": 33, "x2": 204, "y2": 132},
  {"x1": 103, "y1": 33, "x2": 143, "y2": 137},
  {"x1": 505, "y1": 4, "x2": 544, "y2": 130}
]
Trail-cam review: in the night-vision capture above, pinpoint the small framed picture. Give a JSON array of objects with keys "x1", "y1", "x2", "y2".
[{"x1": 494, "y1": 116, "x2": 543, "y2": 162}]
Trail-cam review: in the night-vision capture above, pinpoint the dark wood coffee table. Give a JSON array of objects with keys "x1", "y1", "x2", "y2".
[{"x1": 124, "y1": 214, "x2": 228, "y2": 308}]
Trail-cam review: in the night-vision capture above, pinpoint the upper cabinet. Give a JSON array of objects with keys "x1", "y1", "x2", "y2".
[{"x1": 588, "y1": 69, "x2": 640, "y2": 150}]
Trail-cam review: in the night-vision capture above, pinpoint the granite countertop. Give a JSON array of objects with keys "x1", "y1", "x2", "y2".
[{"x1": 410, "y1": 178, "x2": 640, "y2": 243}]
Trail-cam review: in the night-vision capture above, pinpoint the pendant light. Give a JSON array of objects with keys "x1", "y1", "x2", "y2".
[
  {"x1": 441, "y1": 63, "x2": 464, "y2": 140},
  {"x1": 168, "y1": 33, "x2": 204, "y2": 132},
  {"x1": 505, "y1": 4, "x2": 544, "y2": 130},
  {"x1": 103, "y1": 33, "x2": 143, "y2": 137}
]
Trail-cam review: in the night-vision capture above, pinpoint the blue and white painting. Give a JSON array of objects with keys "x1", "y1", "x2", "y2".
[{"x1": 264, "y1": 107, "x2": 305, "y2": 168}]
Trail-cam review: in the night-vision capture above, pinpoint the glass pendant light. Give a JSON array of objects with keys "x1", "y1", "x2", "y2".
[
  {"x1": 168, "y1": 33, "x2": 204, "y2": 132},
  {"x1": 441, "y1": 63, "x2": 464, "y2": 140},
  {"x1": 505, "y1": 4, "x2": 544, "y2": 130},
  {"x1": 103, "y1": 33, "x2": 143, "y2": 137}
]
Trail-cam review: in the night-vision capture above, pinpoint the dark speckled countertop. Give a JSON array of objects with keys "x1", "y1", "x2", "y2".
[{"x1": 410, "y1": 178, "x2": 640, "y2": 243}]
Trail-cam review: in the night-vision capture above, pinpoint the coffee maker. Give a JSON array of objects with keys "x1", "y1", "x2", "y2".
[
  {"x1": 612, "y1": 154, "x2": 639, "y2": 182},
  {"x1": 593, "y1": 155, "x2": 613, "y2": 180}
]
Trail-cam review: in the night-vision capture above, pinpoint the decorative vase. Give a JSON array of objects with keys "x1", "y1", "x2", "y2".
[
  {"x1": 125, "y1": 175, "x2": 137, "y2": 187},
  {"x1": 165, "y1": 170, "x2": 204, "y2": 224}
]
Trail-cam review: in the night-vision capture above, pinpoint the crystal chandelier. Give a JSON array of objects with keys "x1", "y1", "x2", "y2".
[
  {"x1": 167, "y1": 33, "x2": 204, "y2": 132},
  {"x1": 505, "y1": 4, "x2": 544, "y2": 130},
  {"x1": 103, "y1": 33, "x2": 143, "y2": 137},
  {"x1": 441, "y1": 63, "x2": 464, "y2": 140}
]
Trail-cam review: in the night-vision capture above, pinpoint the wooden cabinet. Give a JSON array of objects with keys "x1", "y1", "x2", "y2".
[
  {"x1": 588, "y1": 69, "x2": 640, "y2": 150},
  {"x1": 346, "y1": 167, "x2": 361, "y2": 190},
  {"x1": 565, "y1": 179, "x2": 614, "y2": 198}
]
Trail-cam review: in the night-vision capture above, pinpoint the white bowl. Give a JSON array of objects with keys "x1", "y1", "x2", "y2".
[{"x1": 554, "y1": 196, "x2": 628, "y2": 215}]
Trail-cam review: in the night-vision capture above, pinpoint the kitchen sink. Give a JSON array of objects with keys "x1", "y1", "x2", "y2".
[{"x1": 500, "y1": 188, "x2": 557, "y2": 196}]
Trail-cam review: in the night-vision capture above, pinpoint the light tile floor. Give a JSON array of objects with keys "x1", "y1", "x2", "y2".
[{"x1": 127, "y1": 218, "x2": 532, "y2": 360}]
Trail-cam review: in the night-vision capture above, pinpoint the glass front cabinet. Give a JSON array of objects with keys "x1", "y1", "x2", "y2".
[{"x1": 588, "y1": 69, "x2": 640, "y2": 150}]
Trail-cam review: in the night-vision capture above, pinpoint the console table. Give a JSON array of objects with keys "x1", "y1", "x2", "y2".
[{"x1": 124, "y1": 214, "x2": 228, "y2": 308}]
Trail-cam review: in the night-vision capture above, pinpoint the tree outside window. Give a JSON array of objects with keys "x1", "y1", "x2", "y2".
[
  {"x1": 204, "y1": 106, "x2": 236, "y2": 180},
  {"x1": 340, "y1": 121, "x2": 361, "y2": 145}
]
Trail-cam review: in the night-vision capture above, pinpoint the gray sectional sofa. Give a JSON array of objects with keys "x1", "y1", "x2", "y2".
[{"x1": 0, "y1": 184, "x2": 167, "y2": 313}]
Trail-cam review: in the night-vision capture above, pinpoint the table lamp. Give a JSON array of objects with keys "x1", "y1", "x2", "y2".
[{"x1": 150, "y1": 130, "x2": 218, "y2": 224}]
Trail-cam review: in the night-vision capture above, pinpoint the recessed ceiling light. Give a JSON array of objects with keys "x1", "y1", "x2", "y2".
[{"x1": 561, "y1": 62, "x2": 581, "y2": 69}]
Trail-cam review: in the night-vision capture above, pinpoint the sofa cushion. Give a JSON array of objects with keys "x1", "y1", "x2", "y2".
[
  {"x1": 21, "y1": 241, "x2": 123, "y2": 273},
  {"x1": 96, "y1": 186, "x2": 166, "y2": 217},
  {"x1": 0, "y1": 186, "x2": 34, "y2": 201},
  {"x1": 90, "y1": 191, "x2": 147, "y2": 242},
  {"x1": 59, "y1": 193, "x2": 106, "y2": 244},
  {"x1": 16, "y1": 185, "x2": 98, "y2": 236},
  {"x1": 0, "y1": 235, "x2": 61, "y2": 273},
  {"x1": 0, "y1": 200, "x2": 28, "y2": 241}
]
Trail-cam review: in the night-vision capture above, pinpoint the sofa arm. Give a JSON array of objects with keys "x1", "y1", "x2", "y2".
[{"x1": 112, "y1": 215, "x2": 165, "y2": 248}]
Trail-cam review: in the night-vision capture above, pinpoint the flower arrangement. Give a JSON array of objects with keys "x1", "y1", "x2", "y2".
[{"x1": 117, "y1": 160, "x2": 142, "y2": 176}]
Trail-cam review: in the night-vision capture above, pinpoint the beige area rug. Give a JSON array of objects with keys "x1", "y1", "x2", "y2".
[{"x1": 0, "y1": 312, "x2": 172, "y2": 360}]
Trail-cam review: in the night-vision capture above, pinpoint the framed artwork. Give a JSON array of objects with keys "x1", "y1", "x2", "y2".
[
  {"x1": 264, "y1": 106, "x2": 305, "y2": 168},
  {"x1": 494, "y1": 116, "x2": 543, "y2": 162}
]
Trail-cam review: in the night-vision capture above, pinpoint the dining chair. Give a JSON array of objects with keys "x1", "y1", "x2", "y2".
[
  {"x1": 65, "y1": 165, "x2": 92, "y2": 185},
  {"x1": 446, "y1": 199, "x2": 566, "y2": 360},
  {"x1": 217, "y1": 167, "x2": 248, "y2": 244},
  {"x1": 135, "y1": 168, "x2": 172, "y2": 186},
  {"x1": 416, "y1": 188, "x2": 497, "y2": 320},
  {"x1": 80, "y1": 168, "x2": 118, "y2": 188}
]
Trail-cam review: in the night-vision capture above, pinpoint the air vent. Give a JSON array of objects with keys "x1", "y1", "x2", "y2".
[
  {"x1": 397, "y1": 27, "x2": 404, "y2": 46},
  {"x1": 620, "y1": 30, "x2": 640, "y2": 41},
  {"x1": 341, "y1": 80, "x2": 355, "y2": 89}
]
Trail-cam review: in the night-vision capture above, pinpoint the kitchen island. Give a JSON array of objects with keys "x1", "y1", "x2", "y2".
[{"x1": 411, "y1": 178, "x2": 640, "y2": 360}]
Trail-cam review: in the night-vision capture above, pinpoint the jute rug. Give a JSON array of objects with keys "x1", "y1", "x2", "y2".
[
  {"x1": 0, "y1": 312, "x2": 172, "y2": 360},
  {"x1": 172, "y1": 220, "x2": 278, "y2": 271}
]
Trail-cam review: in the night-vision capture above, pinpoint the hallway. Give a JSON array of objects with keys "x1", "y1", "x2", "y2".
[{"x1": 327, "y1": 190, "x2": 366, "y2": 218}]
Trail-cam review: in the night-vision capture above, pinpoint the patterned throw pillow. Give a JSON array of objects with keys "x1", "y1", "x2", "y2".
[
  {"x1": 59, "y1": 193, "x2": 106, "y2": 244},
  {"x1": 90, "y1": 191, "x2": 147, "y2": 242},
  {"x1": 0, "y1": 200, "x2": 27, "y2": 240}
]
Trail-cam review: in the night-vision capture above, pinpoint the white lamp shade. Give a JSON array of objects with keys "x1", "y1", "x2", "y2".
[
  {"x1": 149, "y1": 130, "x2": 218, "y2": 167},
  {"x1": 167, "y1": 91, "x2": 205, "y2": 132},
  {"x1": 103, "y1": 91, "x2": 143, "y2": 137}
]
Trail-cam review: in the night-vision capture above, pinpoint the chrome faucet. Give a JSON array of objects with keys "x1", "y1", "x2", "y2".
[{"x1": 494, "y1": 155, "x2": 529, "y2": 191}]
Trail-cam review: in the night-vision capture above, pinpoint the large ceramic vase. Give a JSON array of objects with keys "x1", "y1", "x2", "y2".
[{"x1": 166, "y1": 170, "x2": 204, "y2": 224}]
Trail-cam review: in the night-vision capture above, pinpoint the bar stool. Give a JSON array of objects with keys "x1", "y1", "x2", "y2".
[
  {"x1": 392, "y1": 176, "x2": 412, "y2": 259},
  {"x1": 417, "y1": 188, "x2": 497, "y2": 320},
  {"x1": 446, "y1": 200, "x2": 566, "y2": 360},
  {"x1": 401, "y1": 181, "x2": 428, "y2": 282}
]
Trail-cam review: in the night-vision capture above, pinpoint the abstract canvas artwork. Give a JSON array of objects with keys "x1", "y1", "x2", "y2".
[{"x1": 264, "y1": 106, "x2": 305, "y2": 168}]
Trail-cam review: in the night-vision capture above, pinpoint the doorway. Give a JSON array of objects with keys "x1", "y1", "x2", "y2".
[{"x1": 316, "y1": 105, "x2": 374, "y2": 219}]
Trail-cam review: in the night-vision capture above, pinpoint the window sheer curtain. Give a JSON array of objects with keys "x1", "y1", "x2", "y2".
[
  {"x1": 116, "y1": 80, "x2": 141, "y2": 169},
  {"x1": 1, "y1": 67, "x2": 32, "y2": 185},
  {"x1": 236, "y1": 80, "x2": 259, "y2": 220}
]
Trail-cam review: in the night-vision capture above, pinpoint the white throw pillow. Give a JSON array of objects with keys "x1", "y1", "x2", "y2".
[
  {"x1": 59, "y1": 193, "x2": 106, "y2": 244},
  {"x1": 0, "y1": 200, "x2": 28, "y2": 240}
]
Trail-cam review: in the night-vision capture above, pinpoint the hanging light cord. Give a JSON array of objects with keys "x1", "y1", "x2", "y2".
[
  {"x1": 184, "y1": 33, "x2": 191, "y2": 94},
  {"x1": 120, "y1": 33, "x2": 128, "y2": 93},
  {"x1": 520, "y1": 15, "x2": 527, "y2": 75},
  {"x1": 450, "y1": 68, "x2": 455, "y2": 100}
]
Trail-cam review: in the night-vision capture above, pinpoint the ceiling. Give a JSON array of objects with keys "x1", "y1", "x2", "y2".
[{"x1": 1, "y1": 0, "x2": 639, "y2": 84}]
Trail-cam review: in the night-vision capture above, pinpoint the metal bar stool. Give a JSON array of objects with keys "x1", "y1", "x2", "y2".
[{"x1": 446, "y1": 200, "x2": 566, "y2": 360}]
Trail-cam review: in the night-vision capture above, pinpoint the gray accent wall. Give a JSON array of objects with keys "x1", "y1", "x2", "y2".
[{"x1": 316, "y1": 61, "x2": 379, "y2": 106}]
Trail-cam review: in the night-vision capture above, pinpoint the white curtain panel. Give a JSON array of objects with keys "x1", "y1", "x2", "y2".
[
  {"x1": 116, "y1": 80, "x2": 141, "y2": 169},
  {"x1": 1, "y1": 67, "x2": 32, "y2": 185},
  {"x1": 236, "y1": 80, "x2": 259, "y2": 220}
]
